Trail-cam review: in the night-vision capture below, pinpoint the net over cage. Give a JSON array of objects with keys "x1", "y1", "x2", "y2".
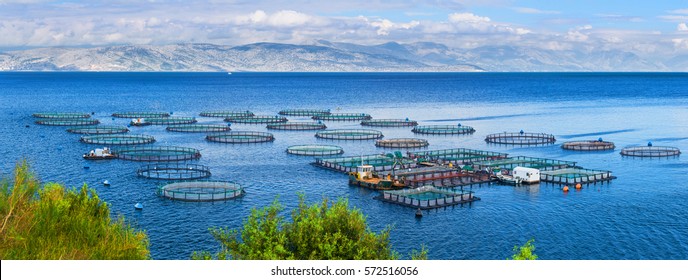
[
  {"x1": 112, "y1": 112, "x2": 170, "y2": 118},
  {"x1": 562, "y1": 140, "x2": 615, "y2": 151},
  {"x1": 114, "y1": 146, "x2": 202, "y2": 161},
  {"x1": 286, "y1": 144, "x2": 344, "y2": 156},
  {"x1": 206, "y1": 131, "x2": 275, "y2": 143},
  {"x1": 278, "y1": 109, "x2": 331, "y2": 117},
  {"x1": 312, "y1": 113, "x2": 372, "y2": 121},
  {"x1": 67, "y1": 126, "x2": 129, "y2": 134},
  {"x1": 361, "y1": 119, "x2": 418, "y2": 127},
  {"x1": 224, "y1": 115, "x2": 288, "y2": 124},
  {"x1": 315, "y1": 129, "x2": 384, "y2": 140},
  {"x1": 266, "y1": 122, "x2": 327, "y2": 130},
  {"x1": 33, "y1": 112, "x2": 91, "y2": 119},
  {"x1": 199, "y1": 110, "x2": 254, "y2": 118},
  {"x1": 35, "y1": 119, "x2": 100, "y2": 126},
  {"x1": 412, "y1": 124, "x2": 475, "y2": 135},
  {"x1": 157, "y1": 181, "x2": 244, "y2": 202},
  {"x1": 485, "y1": 131, "x2": 556, "y2": 145},
  {"x1": 375, "y1": 138, "x2": 429, "y2": 148},
  {"x1": 137, "y1": 163, "x2": 211, "y2": 180},
  {"x1": 80, "y1": 134, "x2": 156, "y2": 145},
  {"x1": 166, "y1": 124, "x2": 231, "y2": 133}
]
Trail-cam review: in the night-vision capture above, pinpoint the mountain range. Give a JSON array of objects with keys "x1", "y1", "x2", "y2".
[{"x1": 0, "y1": 40, "x2": 684, "y2": 72}]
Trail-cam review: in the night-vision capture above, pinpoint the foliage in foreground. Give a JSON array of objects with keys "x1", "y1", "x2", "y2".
[
  {"x1": 508, "y1": 238, "x2": 538, "y2": 260},
  {"x1": 0, "y1": 161, "x2": 149, "y2": 259},
  {"x1": 194, "y1": 196, "x2": 427, "y2": 260}
]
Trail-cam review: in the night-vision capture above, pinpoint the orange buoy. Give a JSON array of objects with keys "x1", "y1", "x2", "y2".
[
  {"x1": 563, "y1": 186, "x2": 569, "y2": 192},
  {"x1": 575, "y1": 183, "x2": 582, "y2": 189}
]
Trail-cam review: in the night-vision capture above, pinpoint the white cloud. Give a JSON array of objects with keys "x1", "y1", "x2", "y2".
[
  {"x1": 669, "y1": 9, "x2": 688, "y2": 14},
  {"x1": 678, "y1": 23, "x2": 688, "y2": 31},
  {"x1": 370, "y1": 19, "x2": 419, "y2": 36},
  {"x1": 513, "y1": 7, "x2": 560, "y2": 15},
  {"x1": 448, "y1": 13, "x2": 490, "y2": 23}
]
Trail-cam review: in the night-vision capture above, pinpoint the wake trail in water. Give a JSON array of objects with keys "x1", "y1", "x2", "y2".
[
  {"x1": 559, "y1": 129, "x2": 637, "y2": 139},
  {"x1": 425, "y1": 113, "x2": 542, "y2": 122}
]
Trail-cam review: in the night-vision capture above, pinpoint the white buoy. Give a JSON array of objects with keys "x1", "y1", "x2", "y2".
[
  {"x1": 134, "y1": 203, "x2": 143, "y2": 210},
  {"x1": 103, "y1": 180, "x2": 110, "y2": 186}
]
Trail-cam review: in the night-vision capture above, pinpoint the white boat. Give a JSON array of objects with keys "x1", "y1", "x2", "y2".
[
  {"x1": 83, "y1": 147, "x2": 115, "y2": 160},
  {"x1": 495, "y1": 173, "x2": 523, "y2": 185}
]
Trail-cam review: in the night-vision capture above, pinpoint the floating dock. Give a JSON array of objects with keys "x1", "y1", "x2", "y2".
[
  {"x1": 408, "y1": 148, "x2": 508, "y2": 165},
  {"x1": 376, "y1": 186, "x2": 479, "y2": 210},
  {"x1": 472, "y1": 156, "x2": 576, "y2": 171},
  {"x1": 540, "y1": 168, "x2": 615, "y2": 184},
  {"x1": 392, "y1": 166, "x2": 494, "y2": 188},
  {"x1": 314, "y1": 154, "x2": 417, "y2": 173}
]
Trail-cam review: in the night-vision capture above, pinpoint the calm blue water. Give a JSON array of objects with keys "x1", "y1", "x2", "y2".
[{"x1": 1, "y1": 72, "x2": 687, "y2": 260}]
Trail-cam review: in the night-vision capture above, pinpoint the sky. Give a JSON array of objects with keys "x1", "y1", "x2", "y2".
[{"x1": 1, "y1": 0, "x2": 688, "y2": 57}]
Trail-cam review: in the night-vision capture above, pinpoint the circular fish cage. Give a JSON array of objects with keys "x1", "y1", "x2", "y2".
[
  {"x1": 133, "y1": 117, "x2": 197, "y2": 126},
  {"x1": 485, "y1": 132, "x2": 556, "y2": 145},
  {"x1": 278, "y1": 109, "x2": 331, "y2": 116},
  {"x1": 166, "y1": 124, "x2": 231, "y2": 133},
  {"x1": 375, "y1": 138, "x2": 429, "y2": 149},
  {"x1": 32, "y1": 112, "x2": 91, "y2": 119},
  {"x1": 620, "y1": 146, "x2": 681, "y2": 157},
  {"x1": 81, "y1": 134, "x2": 156, "y2": 145},
  {"x1": 199, "y1": 110, "x2": 254, "y2": 118},
  {"x1": 412, "y1": 125, "x2": 476, "y2": 135},
  {"x1": 361, "y1": 119, "x2": 418, "y2": 127},
  {"x1": 137, "y1": 163, "x2": 211, "y2": 180},
  {"x1": 67, "y1": 126, "x2": 129, "y2": 134},
  {"x1": 224, "y1": 115, "x2": 288, "y2": 124},
  {"x1": 312, "y1": 113, "x2": 372, "y2": 121},
  {"x1": 287, "y1": 144, "x2": 344, "y2": 156},
  {"x1": 266, "y1": 122, "x2": 327, "y2": 130},
  {"x1": 562, "y1": 140, "x2": 615, "y2": 151},
  {"x1": 315, "y1": 129, "x2": 383, "y2": 140},
  {"x1": 114, "y1": 146, "x2": 202, "y2": 161},
  {"x1": 158, "y1": 181, "x2": 244, "y2": 202},
  {"x1": 206, "y1": 131, "x2": 275, "y2": 143},
  {"x1": 35, "y1": 119, "x2": 100, "y2": 126},
  {"x1": 112, "y1": 112, "x2": 170, "y2": 118}
]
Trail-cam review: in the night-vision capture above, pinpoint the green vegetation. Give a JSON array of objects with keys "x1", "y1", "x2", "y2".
[
  {"x1": 508, "y1": 238, "x2": 538, "y2": 260},
  {"x1": 194, "y1": 196, "x2": 427, "y2": 260},
  {"x1": 0, "y1": 161, "x2": 149, "y2": 259}
]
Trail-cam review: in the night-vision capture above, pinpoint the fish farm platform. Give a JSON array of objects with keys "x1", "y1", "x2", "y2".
[
  {"x1": 375, "y1": 186, "x2": 479, "y2": 210},
  {"x1": 408, "y1": 148, "x2": 508, "y2": 165},
  {"x1": 541, "y1": 168, "x2": 615, "y2": 184},
  {"x1": 472, "y1": 156, "x2": 576, "y2": 171},
  {"x1": 314, "y1": 154, "x2": 417, "y2": 173},
  {"x1": 392, "y1": 167, "x2": 494, "y2": 188}
]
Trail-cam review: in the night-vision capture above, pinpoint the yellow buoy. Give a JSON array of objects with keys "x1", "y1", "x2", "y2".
[
  {"x1": 563, "y1": 186, "x2": 569, "y2": 192},
  {"x1": 575, "y1": 183, "x2": 582, "y2": 189}
]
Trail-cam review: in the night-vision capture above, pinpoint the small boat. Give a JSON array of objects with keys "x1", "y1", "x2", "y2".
[
  {"x1": 134, "y1": 203, "x2": 143, "y2": 210},
  {"x1": 129, "y1": 118, "x2": 149, "y2": 126},
  {"x1": 83, "y1": 147, "x2": 116, "y2": 160},
  {"x1": 348, "y1": 165, "x2": 405, "y2": 190},
  {"x1": 495, "y1": 173, "x2": 522, "y2": 185}
]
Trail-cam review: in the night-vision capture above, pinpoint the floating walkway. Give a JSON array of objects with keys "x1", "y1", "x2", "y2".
[
  {"x1": 33, "y1": 112, "x2": 91, "y2": 119},
  {"x1": 137, "y1": 163, "x2": 211, "y2": 180},
  {"x1": 361, "y1": 119, "x2": 418, "y2": 127},
  {"x1": 114, "y1": 146, "x2": 201, "y2": 161},
  {"x1": 312, "y1": 113, "x2": 372, "y2": 121},
  {"x1": 412, "y1": 124, "x2": 475, "y2": 135},
  {"x1": 225, "y1": 115, "x2": 288, "y2": 124},
  {"x1": 391, "y1": 166, "x2": 494, "y2": 188},
  {"x1": 472, "y1": 156, "x2": 576, "y2": 171},
  {"x1": 315, "y1": 129, "x2": 383, "y2": 140},
  {"x1": 375, "y1": 138, "x2": 429, "y2": 149},
  {"x1": 278, "y1": 109, "x2": 330, "y2": 116},
  {"x1": 485, "y1": 132, "x2": 556, "y2": 145},
  {"x1": 206, "y1": 131, "x2": 275, "y2": 143},
  {"x1": 199, "y1": 110, "x2": 253, "y2": 118},
  {"x1": 620, "y1": 146, "x2": 681, "y2": 157},
  {"x1": 80, "y1": 134, "x2": 155, "y2": 145},
  {"x1": 315, "y1": 154, "x2": 416, "y2": 173},
  {"x1": 112, "y1": 112, "x2": 170, "y2": 118},
  {"x1": 287, "y1": 145, "x2": 343, "y2": 156},
  {"x1": 67, "y1": 126, "x2": 129, "y2": 134},
  {"x1": 376, "y1": 186, "x2": 479, "y2": 210},
  {"x1": 408, "y1": 148, "x2": 508, "y2": 165},
  {"x1": 562, "y1": 140, "x2": 615, "y2": 151},
  {"x1": 541, "y1": 168, "x2": 615, "y2": 184},
  {"x1": 166, "y1": 124, "x2": 231, "y2": 133},
  {"x1": 267, "y1": 122, "x2": 326, "y2": 130},
  {"x1": 157, "y1": 181, "x2": 244, "y2": 202}
]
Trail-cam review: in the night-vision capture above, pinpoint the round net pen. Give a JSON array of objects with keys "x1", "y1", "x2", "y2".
[
  {"x1": 361, "y1": 119, "x2": 418, "y2": 127},
  {"x1": 158, "y1": 181, "x2": 244, "y2": 202},
  {"x1": 620, "y1": 146, "x2": 681, "y2": 157},
  {"x1": 133, "y1": 117, "x2": 197, "y2": 126},
  {"x1": 312, "y1": 113, "x2": 372, "y2": 121},
  {"x1": 287, "y1": 145, "x2": 344, "y2": 156},
  {"x1": 80, "y1": 134, "x2": 156, "y2": 145},
  {"x1": 67, "y1": 126, "x2": 129, "y2": 134},
  {"x1": 485, "y1": 131, "x2": 556, "y2": 145},
  {"x1": 562, "y1": 140, "x2": 615, "y2": 151},
  {"x1": 375, "y1": 138, "x2": 429, "y2": 149},
  {"x1": 225, "y1": 115, "x2": 287, "y2": 124},
  {"x1": 114, "y1": 146, "x2": 202, "y2": 161},
  {"x1": 206, "y1": 131, "x2": 275, "y2": 143},
  {"x1": 315, "y1": 129, "x2": 383, "y2": 140},
  {"x1": 112, "y1": 112, "x2": 170, "y2": 118},
  {"x1": 267, "y1": 122, "x2": 327, "y2": 130},
  {"x1": 412, "y1": 125, "x2": 475, "y2": 135},
  {"x1": 137, "y1": 163, "x2": 211, "y2": 180},
  {"x1": 199, "y1": 111, "x2": 254, "y2": 118},
  {"x1": 166, "y1": 124, "x2": 231, "y2": 133},
  {"x1": 35, "y1": 119, "x2": 100, "y2": 126},
  {"x1": 33, "y1": 112, "x2": 91, "y2": 119},
  {"x1": 278, "y1": 109, "x2": 331, "y2": 116}
]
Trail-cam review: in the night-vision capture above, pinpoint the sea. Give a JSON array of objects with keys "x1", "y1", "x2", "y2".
[{"x1": 0, "y1": 72, "x2": 687, "y2": 260}]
